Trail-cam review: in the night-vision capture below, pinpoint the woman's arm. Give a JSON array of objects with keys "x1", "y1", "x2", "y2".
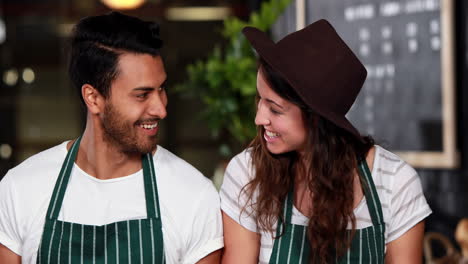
[
  {"x1": 0, "y1": 244, "x2": 21, "y2": 264},
  {"x1": 385, "y1": 221, "x2": 425, "y2": 264},
  {"x1": 221, "y1": 211, "x2": 260, "y2": 264},
  {"x1": 196, "y1": 249, "x2": 222, "y2": 264}
]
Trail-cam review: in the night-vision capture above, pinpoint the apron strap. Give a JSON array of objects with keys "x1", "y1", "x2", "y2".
[
  {"x1": 142, "y1": 153, "x2": 162, "y2": 220},
  {"x1": 46, "y1": 137, "x2": 162, "y2": 221},
  {"x1": 281, "y1": 181, "x2": 295, "y2": 224},
  {"x1": 46, "y1": 137, "x2": 82, "y2": 220},
  {"x1": 274, "y1": 188, "x2": 294, "y2": 239},
  {"x1": 280, "y1": 158, "x2": 384, "y2": 227},
  {"x1": 358, "y1": 159, "x2": 385, "y2": 226}
]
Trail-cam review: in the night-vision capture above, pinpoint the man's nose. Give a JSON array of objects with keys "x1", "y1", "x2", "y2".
[{"x1": 148, "y1": 94, "x2": 167, "y2": 119}]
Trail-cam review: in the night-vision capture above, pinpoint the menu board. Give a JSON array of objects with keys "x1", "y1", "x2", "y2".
[{"x1": 286, "y1": 0, "x2": 457, "y2": 168}]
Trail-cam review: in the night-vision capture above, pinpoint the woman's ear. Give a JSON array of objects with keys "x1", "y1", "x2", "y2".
[{"x1": 81, "y1": 84, "x2": 105, "y2": 114}]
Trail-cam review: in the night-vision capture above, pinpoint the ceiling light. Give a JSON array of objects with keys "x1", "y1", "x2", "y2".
[
  {"x1": 166, "y1": 7, "x2": 231, "y2": 21},
  {"x1": 101, "y1": 0, "x2": 146, "y2": 10},
  {"x1": 22, "y1": 68, "x2": 35, "y2": 84},
  {"x1": 3, "y1": 69, "x2": 18, "y2": 86},
  {"x1": 0, "y1": 144, "x2": 12, "y2": 159},
  {"x1": 0, "y1": 18, "x2": 5, "y2": 44}
]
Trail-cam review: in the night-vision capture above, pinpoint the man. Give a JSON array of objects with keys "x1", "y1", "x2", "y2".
[{"x1": 0, "y1": 12, "x2": 223, "y2": 263}]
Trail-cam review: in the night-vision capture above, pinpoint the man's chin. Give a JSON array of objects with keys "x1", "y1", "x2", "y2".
[
  {"x1": 116, "y1": 141, "x2": 156, "y2": 155},
  {"x1": 140, "y1": 146, "x2": 157, "y2": 155},
  {"x1": 137, "y1": 139, "x2": 158, "y2": 154},
  {"x1": 112, "y1": 134, "x2": 158, "y2": 155},
  {"x1": 121, "y1": 147, "x2": 154, "y2": 155}
]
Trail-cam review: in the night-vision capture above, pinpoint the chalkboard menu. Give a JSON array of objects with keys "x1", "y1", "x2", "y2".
[{"x1": 274, "y1": 0, "x2": 457, "y2": 168}]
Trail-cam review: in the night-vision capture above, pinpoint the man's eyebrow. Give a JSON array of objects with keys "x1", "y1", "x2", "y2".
[
  {"x1": 132, "y1": 80, "x2": 167, "y2": 92},
  {"x1": 132, "y1": 87, "x2": 154, "y2": 92},
  {"x1": 265, "y1": 98, "x2": 284, "y2": 109}
]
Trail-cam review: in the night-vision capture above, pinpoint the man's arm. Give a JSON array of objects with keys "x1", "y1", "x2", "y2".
[
  {"x1": 0, "y1": 173, "x2": 22, "y2": 264},
  {"x1": 0, "y1": 244, "x2": 21, "y2": 264},
  {"x1": 385, "y1": 221, "x2": 425, "y2": 264}
]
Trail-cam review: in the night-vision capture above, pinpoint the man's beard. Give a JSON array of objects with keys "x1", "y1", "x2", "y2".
[{"x1": 101, "y1": 103, "x2": 159, "y2": 154}]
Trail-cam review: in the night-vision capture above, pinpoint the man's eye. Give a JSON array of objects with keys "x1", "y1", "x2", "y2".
[{"x1": 137, "y1": 93, "x2": 148, "y2": 98}]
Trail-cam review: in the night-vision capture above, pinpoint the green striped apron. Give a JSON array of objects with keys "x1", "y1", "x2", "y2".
[
  {"x1": 37, "y1": 137, "x2": 165, "y2": 263},
  {"x1": 269, "y1": 160, "x2": 385, "y2": 263}
]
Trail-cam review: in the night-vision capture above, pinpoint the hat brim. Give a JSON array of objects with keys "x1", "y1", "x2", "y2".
[{"x1": 242, "y1": 27, "x2": 364, "y2": 142}]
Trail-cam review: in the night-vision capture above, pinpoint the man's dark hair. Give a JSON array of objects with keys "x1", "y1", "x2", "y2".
[{"x1": 68, "y1": 12, "x2": 163, "y2": 105}]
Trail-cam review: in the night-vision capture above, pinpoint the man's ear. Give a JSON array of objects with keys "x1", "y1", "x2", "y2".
[{"x1": 82, "y1": 84, "x2": 105, "y2": 114}]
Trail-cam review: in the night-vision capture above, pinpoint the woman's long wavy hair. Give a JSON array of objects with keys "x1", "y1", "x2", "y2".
[{"x1": 242, "y1": 59, "x2": 374, "y2": 263}]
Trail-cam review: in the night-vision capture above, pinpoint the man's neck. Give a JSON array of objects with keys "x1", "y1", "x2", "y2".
[{"x1": 68, "y1": 128, "x2": 145, "y2": 180}]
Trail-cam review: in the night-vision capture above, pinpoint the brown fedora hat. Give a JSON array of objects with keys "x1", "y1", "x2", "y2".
[{"x1": 243, "y1": 19, "x2": 366, "y2": 142}]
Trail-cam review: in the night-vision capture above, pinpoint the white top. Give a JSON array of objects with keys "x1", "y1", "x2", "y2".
[
  {"x1": 220, "y1": 145, "x2": 432, "y2": 264},
  {"x1": 0, "y1": 141, "x2": 223, "y2": 264}
]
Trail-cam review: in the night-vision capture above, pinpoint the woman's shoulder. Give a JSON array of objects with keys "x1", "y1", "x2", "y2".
[
  {"x1": 370, "y1": 145, "x2": 426, "y2": 210},
  {"x1": 234, "y1": 147, "x2": 253, "y2": 161},
  {"x1": 225, "y1": 148, "x2": 254, "y2": 176},
  {"x1": 369, "y1": 145, "x2": 422, "y2": 203},
  {"x1": 372, "y1": 145, "x2": 415, "y2": 177},
  {"x1": 371, "y1": 147, "x2": 432, "y2": 242},
  {"x1": 220, "y1": 148, "x2": 259, "y2": 232},
  {"x1": 220, "y1": 148, "x2": 256, "y2": 200}
]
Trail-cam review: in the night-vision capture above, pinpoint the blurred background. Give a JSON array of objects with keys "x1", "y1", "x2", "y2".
[{"x1": 0, "y1": 0, "x2": 467, "y2": 262}]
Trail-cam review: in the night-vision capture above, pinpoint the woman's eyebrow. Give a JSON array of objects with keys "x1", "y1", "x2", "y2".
[{"x1": 265, "y1": 98, "x2": 284, "y2": 109}]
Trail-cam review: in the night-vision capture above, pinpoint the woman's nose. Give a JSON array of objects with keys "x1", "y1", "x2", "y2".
[{"x1": 255, "y1": 103, "x2": 270, "y2": 126}]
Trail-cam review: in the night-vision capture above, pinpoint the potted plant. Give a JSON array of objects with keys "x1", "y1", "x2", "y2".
[{"x1": 176, "y1": 0, "x2": 292, "y2": 186}]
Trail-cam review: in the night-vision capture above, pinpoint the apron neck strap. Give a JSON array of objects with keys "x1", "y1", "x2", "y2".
[
  {"x1": 142, "y1": 152, "x2": 162, "y2": 219},
  {"x1": 46, "y1": 137, "x2": 162, "y2": 221},
  {"x1": 283, "y1": 189, "x2": 294, "y2": 223},
  {"x1": 281, "y1": 157, "x2": 384, "y2": 226},
  {"x1": 357, "y1": 158, "x2": 385, "y2": 226},
  {"x1": 46, "y1": 137, "x2": 82, "y2": 220}
]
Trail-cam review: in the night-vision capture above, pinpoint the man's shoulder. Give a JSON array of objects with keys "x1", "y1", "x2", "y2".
[
  {"x1": 153, "y1": 145, "x2": 212, "y2": 188},
  {"x1": 4, "y1": 141, "x2": 68, "y2": 183},
  {"x1": 154, "y1": 146, "x2": 219, "y2": 215},
  {"x1": 0, "y1": 141, "x2": 68, "y2": 212},
  {"x1": 154, "y1": 147, "x2": 223, "y2": 262}
]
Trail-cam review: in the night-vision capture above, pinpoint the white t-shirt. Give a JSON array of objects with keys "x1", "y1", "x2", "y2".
[
  {"x1": 220, "y1": 145, "x2": 432, "y2": 263},
  {"x1": 0, "y1": 141, "x2": 223, "y2": 264}
]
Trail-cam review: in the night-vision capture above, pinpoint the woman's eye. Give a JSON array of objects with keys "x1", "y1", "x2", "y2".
[{"x1": 270, "y1": 108, "x2": 282, "y2": 115}]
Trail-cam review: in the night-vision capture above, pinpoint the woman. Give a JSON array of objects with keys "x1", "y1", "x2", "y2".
[{"x1": 220, "y1": 19, "x2": 432, "y2": 263}]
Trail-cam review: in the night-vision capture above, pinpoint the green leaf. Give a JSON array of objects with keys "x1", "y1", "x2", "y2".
[{"x1": 175, "y1": 0, "x2": 292, "y2": 156}]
